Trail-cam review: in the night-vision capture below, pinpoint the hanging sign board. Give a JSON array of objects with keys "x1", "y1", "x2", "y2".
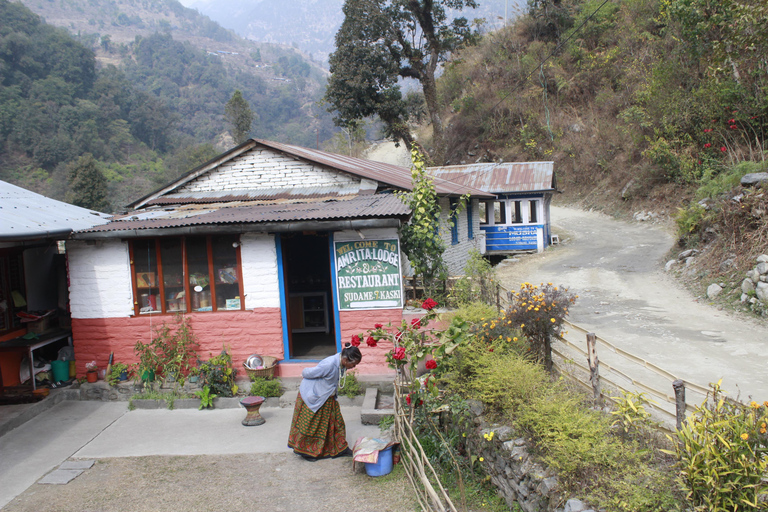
[{"x1": 334, "y1": 238, "x2": 403, "y2": 310}]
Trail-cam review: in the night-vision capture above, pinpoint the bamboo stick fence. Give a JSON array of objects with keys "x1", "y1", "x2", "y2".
[{"x1": 393, "y1": 372, "x2": 459, "y2": 512}]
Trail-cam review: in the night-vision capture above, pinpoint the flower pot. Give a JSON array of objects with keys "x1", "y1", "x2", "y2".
[
  {"x1": 118, "y1": 370, "x2": 128, "y2": 381},
  {"x1": 141, "y1": 369, "x2": 155, "y2": 382},
  {"x1": 86, "y1": 371, "x2": 97, "y2": 383}
]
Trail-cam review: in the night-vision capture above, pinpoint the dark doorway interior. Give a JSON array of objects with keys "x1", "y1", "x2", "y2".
[{"x1": 281, "y1": 233, "x2": 336, "y2": 360}]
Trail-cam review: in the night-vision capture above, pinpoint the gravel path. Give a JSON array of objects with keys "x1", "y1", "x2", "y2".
[
  {"x1": 3, "y1": 453, "x2": 416, "y2": 512},
  {"x1": 495, "y1": 205, "x2": 768, "y2": 403}
]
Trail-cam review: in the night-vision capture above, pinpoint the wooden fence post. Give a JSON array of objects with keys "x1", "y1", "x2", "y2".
[
  {"x1": 586, "y1": 333, "x2": 602, "y2": 406},
  {"x1": 672, "y1": 379, "x2": 686, "y2": 430},
  {"x1": 496, "y1": 283, "x2": 501, "y2": 312}
]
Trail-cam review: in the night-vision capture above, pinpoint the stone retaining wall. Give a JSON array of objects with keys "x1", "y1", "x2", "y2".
[{"x1": 464, "y1": 399, "x2": 595, "y2": 512}]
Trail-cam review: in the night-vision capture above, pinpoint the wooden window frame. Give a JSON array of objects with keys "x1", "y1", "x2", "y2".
[
  {"x1": 0, "y1": 249, "x2": 26, "y2": 336},
  {"x1": 129, "y1": 235, "x2": 244, "y2": 316}
]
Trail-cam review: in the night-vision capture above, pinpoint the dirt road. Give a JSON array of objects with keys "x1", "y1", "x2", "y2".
[{"x1": 495, "y1": 206, "x2": 768, "y2": 404}]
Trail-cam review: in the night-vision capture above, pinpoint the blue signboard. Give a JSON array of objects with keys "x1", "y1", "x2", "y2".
[{"x1": 482, "y1": 225, "x2": 540, "y2": 251}]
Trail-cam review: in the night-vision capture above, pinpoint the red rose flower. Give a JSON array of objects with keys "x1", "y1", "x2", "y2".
[
  {"x1": 411, "y1": 318, "x2": 421, "y2": 329},
  {"x1": 350, "y1": 334, "x2": 361, "y2": 347},
  {"x1": 704, "y1": 143, "x2": 711, "y2": 148},
  {"x1": 425, "y1": 359, "x2": 437, "y2": 370},
  {"x1": 395, "y1": 330, "x2": 403, "y2": 341},
  {"x1": 392, "y1": 347, "x2": 406, "y2": 360},
  {"x1": 374, "y1": 323, "x2": 383, "y2": 329},
  {"x1": 366, "y1": 336, "x2": 377, "y2": 347},
  {"x1": 728, "y1": 118, "x2": 735, "y2": 123},
  {"x1": 406, "y1": 394, "x2": 412, "y2": 405},
  {"x1": 730, "y1": 125, "x2": 737, "y2": 129},
  {"x1": 421, "y1": 298, "x2": 438, "y2": 310},
  {"x1": 720, "y1": 146, "x2": 727, "y2": 152}
]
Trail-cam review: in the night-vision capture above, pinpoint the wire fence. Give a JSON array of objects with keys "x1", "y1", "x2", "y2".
[{"x1": 495, "y1": 283, "x2": 713, "y2": 431}]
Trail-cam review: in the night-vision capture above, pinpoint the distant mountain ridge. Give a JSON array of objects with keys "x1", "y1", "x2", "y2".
[{"x1": 180, "y1": 0, "x2": 527, "y2": 63}]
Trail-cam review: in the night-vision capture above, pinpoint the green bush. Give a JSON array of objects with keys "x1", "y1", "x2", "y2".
[
  {"x1": 454, "y1": 344, "x2": 681, "y2": 511},
  {"x1": 665, "y1": 381, "x2": 768, "y2": 511},
  {"x1": 249, "y1": 377, "x2": 281, "y2": 397},
  {"x1": 197, "y1": 349, "x2": 238, "y2": 397},
  {"x1": 338, "y1": 370, "x2": 362, "y2": 398}
]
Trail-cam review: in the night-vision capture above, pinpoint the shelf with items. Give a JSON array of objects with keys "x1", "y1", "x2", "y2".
[{"x1": 289, "y1": 292, "x2": 329, "y2": 334}]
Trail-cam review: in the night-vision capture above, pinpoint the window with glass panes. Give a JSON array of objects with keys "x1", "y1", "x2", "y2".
[{"x1": 129, "y1": 235, "x2": 243, "y2": 315}]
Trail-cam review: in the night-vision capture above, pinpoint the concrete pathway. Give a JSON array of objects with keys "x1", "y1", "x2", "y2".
[{"x1": 0, "y1": 399, "x2": 382, "y2": 509}]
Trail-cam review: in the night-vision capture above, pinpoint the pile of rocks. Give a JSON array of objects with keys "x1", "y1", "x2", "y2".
[
  {"x1": 463, "y1": 399, "x2": 594, "y2": 512},
  {"x1": 740, "y1": 254, "x2": 768, "y2": 308}
]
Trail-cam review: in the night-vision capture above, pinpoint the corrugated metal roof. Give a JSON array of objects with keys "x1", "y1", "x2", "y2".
[
  {"x1": 256, "y1": 139, "x2": 493, "y2": 198},
  {"x1": 77, "y1": 193, "x2": 410, "y2": 234},
  {"x1": 0, "y1": 180, "x2": 112, "y2": 241},
  {"x1": 144, "y1": 185, "x2": 365, "y2": 206},
  {"x1": 128, "y1": 139, "x2": 493, "y2": 209},
  {"x1": 429, "y1": 162, "x2": 556, "y2": 194}
]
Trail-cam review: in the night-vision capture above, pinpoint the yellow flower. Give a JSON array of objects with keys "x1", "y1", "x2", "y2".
[
  {"x1": 741, "y1": 433, "x2": 749, "y2": 441},
  {"x1": 520, "y1": 324, "x2": 525, "y2": 328},
  {"x1": 764, "y1": 401, "x2": 768, "y2": 408},
  {"x1": 751, "y1": 401, "x2": 760, "y2": 409},
  {"x1": 551, "y1": 318, "x2": 556, "y2": 323},
  {"x1": 479, "y1": 457, "x2": 484, "y2": 462},
  {"x1": 507, "y1": 337, "x2": 512, "y2": 342},
  {"x1": 761, "y1": 427, "x2": 767, "y2": 434},
  {"x1": 513, "y1": 337, "x2": 518, "y2": 342},
  {"x1": 462, "y1": 433, "x2": 466, "y2": 437}
]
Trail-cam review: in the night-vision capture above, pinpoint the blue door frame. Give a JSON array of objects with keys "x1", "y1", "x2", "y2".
[{"x1": 276, "y1": 233, "x2": 342, "y2": 362}]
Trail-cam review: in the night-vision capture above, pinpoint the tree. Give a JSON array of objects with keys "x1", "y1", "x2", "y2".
[
  {"x1": 325, "y1": 0, "x2": 479, "y2": 162},
  {"x1": 66, "y1": 153, "x2": 110, "y2": 212},
  {"x1": 225, "y1": 90, "x2": 254, "y2": 145}
]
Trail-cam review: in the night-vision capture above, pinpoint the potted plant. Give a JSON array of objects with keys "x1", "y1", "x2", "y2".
[
  {"x1": 107, "y1": 362, "x2": 130, "y2": 385},
  {"x1": 134, "y1": 339, "x2": 158, "y2": 382},
  {"x1": 85, "y1": 361, "x2": 98, "y2": 383}
]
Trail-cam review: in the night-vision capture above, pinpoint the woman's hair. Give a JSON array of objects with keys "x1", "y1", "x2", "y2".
[{"x1": 342, "y1": 343, "x2": 363, "y2": 364}]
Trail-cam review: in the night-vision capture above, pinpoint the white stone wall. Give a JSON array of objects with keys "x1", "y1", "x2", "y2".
[
  {"x1": 67, "y1": 239, "x2": 133, "y2": 319},
  {"x1": 240, "y1": 233, "x2": 280, "y2": 309},
  {"x1": 440, "y1": 197, "x2": 484, "y2": 275},
  {"x1": 180, "y1": 148, "x2": 360, "y2": 192}
]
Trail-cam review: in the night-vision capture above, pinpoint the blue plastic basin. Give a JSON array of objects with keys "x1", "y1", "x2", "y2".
[{"x1": 365, "y1": 446, "x2": 393, "y2": 477}]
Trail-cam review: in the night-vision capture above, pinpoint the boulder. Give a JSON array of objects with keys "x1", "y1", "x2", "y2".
[
  {"x1": 742, "y1": 278, "x2": 756, "y2": 294},
  {"x1": 740, "y1": 172, "x2": 768, "y2": 187},
  {"x1": 757, "y1": 254, "x2": 768, "y2": 263},
  {"x1": 665, "y1": 260, "x2": 677, "y2": 272},
  {"x1": 720, "y1": 258, "x2": 735, "y2": 272},
  {"x1": 707, "y1": 283, "x2": 723, "y2": 299},
  {"x1": 756, "y1": 282, "x2": 768, "y2": 301},
  {"x1": 757, "y1": 262, "x2": 768, "y2": 275},
  {"x1": 564, "y1": 498, "x2": 587, "y2": 512},
  {"x1": 748, "y1": 269, "x2": 761, "y2": 283}
]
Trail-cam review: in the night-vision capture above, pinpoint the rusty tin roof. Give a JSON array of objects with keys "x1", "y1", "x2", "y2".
[
  {"x1": 429, "y1": 162, "x2": 556, "y2": 194},
  {"x1": 77, "y1": 193, "x2": 410, "y2": 234},
  {"x1": 128, "y1": 139, "x2": 492, "y2": 209}
]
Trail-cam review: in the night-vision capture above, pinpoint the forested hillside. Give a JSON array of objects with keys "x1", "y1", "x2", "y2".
[
  {"x1": 2, "y1": 0, "x2": 333, "y2": 210},
  {"x1": 431, "y1": 0, "x2": 767, "y2": 285}
]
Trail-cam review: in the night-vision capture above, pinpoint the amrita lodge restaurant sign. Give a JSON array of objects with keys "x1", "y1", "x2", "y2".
[{"x1": 334, "y1": 238, "x2": 403, "y2": 310}]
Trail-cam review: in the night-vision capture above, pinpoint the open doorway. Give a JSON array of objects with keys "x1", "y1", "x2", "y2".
[{"x1": 281, "y1": 233, "x2": 336, "y2": 360}]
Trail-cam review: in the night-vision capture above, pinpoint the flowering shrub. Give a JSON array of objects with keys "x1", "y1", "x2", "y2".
[
  {"x1": 359, "y1": 298, "x2": 470, "y2": 407},
  {"x1": 665, "y1": 380, "x2": 768, "y2": 510},
  {"x1": 85, "y1": 360, "x2": 98, "y2": 371},
  {"x1": 505, "y1": 282, "x2": 577, "y2": 370}
]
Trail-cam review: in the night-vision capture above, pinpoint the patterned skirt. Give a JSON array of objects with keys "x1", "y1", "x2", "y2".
[{"x1": 287, "y1": 393, "x2": 348, "y2": 458}]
